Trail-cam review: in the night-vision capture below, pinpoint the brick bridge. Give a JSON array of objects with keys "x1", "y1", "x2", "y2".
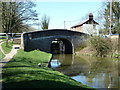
[{"x1": 23, "y1": 29, "x2": 87, "y2": 54}]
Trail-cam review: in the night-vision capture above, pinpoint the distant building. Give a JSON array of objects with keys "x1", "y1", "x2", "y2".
[{"x1": 71, "y1": 13, "x2": 99, "y2": 36}]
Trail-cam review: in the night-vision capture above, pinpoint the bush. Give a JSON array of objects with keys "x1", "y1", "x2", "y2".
[{"x1": 90, "y1": 36, "x2": 112, "y2": 57}]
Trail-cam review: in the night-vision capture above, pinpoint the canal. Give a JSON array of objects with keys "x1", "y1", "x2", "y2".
[{"x1": 50, "y1": 54, "x2": 120, "y2": 89}]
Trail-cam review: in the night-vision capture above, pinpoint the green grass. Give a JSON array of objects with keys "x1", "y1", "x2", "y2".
[
  {"x1": 0, "y1": 39, "x2": 6, "y2": 42},
  {"x1": 2, "y1": 49, "x2": 92, "y2": 89},
  {"x1": 112, "y1": 54, "x2": 120, "y2": 58},
  {"x1": 1, "y1": 41, "x2": 13, "y2": 54},
  {"x1": 0, "y1": 50, "x2": 5, "y2": 60}
]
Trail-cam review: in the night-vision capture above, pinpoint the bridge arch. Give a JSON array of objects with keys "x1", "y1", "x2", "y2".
[
  {"x1": 50, "y1": 38, "x2": 73, "y2": 54},
  {"x1": 23, "y1": 29, "x2": 87, "y2": 54}
]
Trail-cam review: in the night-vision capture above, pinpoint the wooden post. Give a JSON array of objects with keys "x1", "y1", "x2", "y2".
[{"x1": 6, "y1": 33, "x2": 8, "y2": 47}]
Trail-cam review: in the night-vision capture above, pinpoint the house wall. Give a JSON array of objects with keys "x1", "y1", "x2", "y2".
[
  {"x1": 72, "y1": 24, "x2": 99, "y2": 36},
  {"x1": 72, "y1": 26, "x2": 82, "y2": 32},
  {"x1": 82, "y1": 24, "x2": 99, "y2": 35}
]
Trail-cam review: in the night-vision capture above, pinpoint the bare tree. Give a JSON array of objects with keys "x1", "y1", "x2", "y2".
[
  {"x1": 40, "y1": 14, "x2": 50, "y2": 30},
  {"x1": 1, "y1": 1, "x2": 38, "y2": 46},
  {"x1": 2, "y1": 2, "x2": 38, "y2": 33}
]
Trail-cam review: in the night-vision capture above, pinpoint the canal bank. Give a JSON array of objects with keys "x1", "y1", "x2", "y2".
[
  {"x1": 2, "y1": 49, "x2": 91, "y2": 88},
  {"x1": 75, "y1": 46, "x2": 120, "y2": 58}
]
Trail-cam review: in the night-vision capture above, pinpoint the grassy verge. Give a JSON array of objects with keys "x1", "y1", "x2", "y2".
[
  {"x1": 0, "y1": 50, "x2": 5, "y2": 60},
  {"x1": 2, "y1": 49, "x2": 91, "y2": 88},
  {"x1": 1, "y1": 41, "x2": 13, "y2": 54},
  {"x1": 0, "y1": 39, "x2": 6, "y2": 42}
]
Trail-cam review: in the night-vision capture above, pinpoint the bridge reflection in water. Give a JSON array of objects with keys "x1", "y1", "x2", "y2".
[{"x1": 50, "y1": 54, "x2": 119, "y2": 89}]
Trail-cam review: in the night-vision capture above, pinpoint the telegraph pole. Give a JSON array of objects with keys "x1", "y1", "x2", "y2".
[
  {"x1": 109, "y1": 0, "x2": 112, "y2": 35},
  {"x1": 64, "y1": 21, "x2": 66, "y2": 29}
]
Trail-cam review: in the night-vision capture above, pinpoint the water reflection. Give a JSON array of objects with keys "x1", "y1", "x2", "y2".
[
  {"x1": 50, "y1": 59, "x2": 61, "y2": 68},
  {"x1": 50, "y1": 54, "x2": 119, "y2": 88}
]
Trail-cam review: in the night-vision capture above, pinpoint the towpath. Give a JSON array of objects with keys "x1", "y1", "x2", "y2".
[{"x1": 0, "y1": 44, "x2": 20, "y2": 68}]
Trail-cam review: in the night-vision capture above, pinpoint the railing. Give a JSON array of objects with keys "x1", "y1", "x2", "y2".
[{"x1": 0, "y1": 33, "x2": 22, "y2": 39}]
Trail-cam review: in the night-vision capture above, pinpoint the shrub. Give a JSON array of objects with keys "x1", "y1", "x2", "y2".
[{"x1": 90, "y1": 36, "x2": 112, "y2": 57}]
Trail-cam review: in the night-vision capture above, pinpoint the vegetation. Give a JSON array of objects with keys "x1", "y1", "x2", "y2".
[
  {"x1": 2, "y1": 49, "x2": 91, "y2": 88},
  {"x1": 1, "y1": 1, "x2": 38, "y2": 46},
  {"x1": 0, "y1": 2, "x2": 1, "y2": 33},
  {"x1": 40, "y1": 14, "x2": 50, "y2": 30},
  {"x1": 97, "y1": 2, "x2": 120, "y2": 34},
  {"x1": 104, "y1": 2, "x2": 120, "y2": 34},
  {"x1": 0, "y1": 50, "x2": 5, "y2": 60},
  {"x1": 112, "y1": 53, "x2": 120, "y2": 58},
  {"x1": 89, "y1": 36, "x2": 112, "y2": 57},
  {"x1": 1, "y1": 41, "x2": 13, "y2": 54},
  {"x1": 1, "y1": 1, "x2": 38, "y2": 33}
]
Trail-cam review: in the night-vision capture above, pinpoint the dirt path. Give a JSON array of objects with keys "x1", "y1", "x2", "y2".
[
  {"x1": 0, "y1": 42, "x2": 6, "y2": 55},
  {"x1": 0, "y1": 45, "x2": 20, "y2": 68}
]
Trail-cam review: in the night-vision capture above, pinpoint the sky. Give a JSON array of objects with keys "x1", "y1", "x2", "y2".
[{"x1": 31, "y1": 1, "x2": 104, "y2": 30}]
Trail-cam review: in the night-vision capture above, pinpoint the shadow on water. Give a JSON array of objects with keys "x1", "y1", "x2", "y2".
[{"x1": 50, "y1": 54, "x2": 120, "y2": 89}]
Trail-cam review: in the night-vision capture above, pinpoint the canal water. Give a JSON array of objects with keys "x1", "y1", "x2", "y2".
[{"x1": 50, "y1": 54, "x2": 120, "y2": 89}]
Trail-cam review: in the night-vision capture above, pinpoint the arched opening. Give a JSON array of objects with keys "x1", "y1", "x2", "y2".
[{"x1": 51, "y1": 38, "x2": 73, "y2": 54}]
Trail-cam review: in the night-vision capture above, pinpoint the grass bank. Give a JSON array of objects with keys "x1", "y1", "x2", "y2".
[
  {"x1": 76, "y1": 36, "x2": 120, "y2": 58},
  {"x1": 1, "y1": 41, "x2": 13, "y2": 54},
  {"x1": 2, "y1": 49, "x2": 91, "y2": 88},
  {"x1": 0, "y1": 50, "x2": 5, "y2": 60}
]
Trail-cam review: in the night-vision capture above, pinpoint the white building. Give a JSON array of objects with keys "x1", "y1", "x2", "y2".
[{"x1": 71, "y1": 13, "x2": 100, "y2": 36}]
